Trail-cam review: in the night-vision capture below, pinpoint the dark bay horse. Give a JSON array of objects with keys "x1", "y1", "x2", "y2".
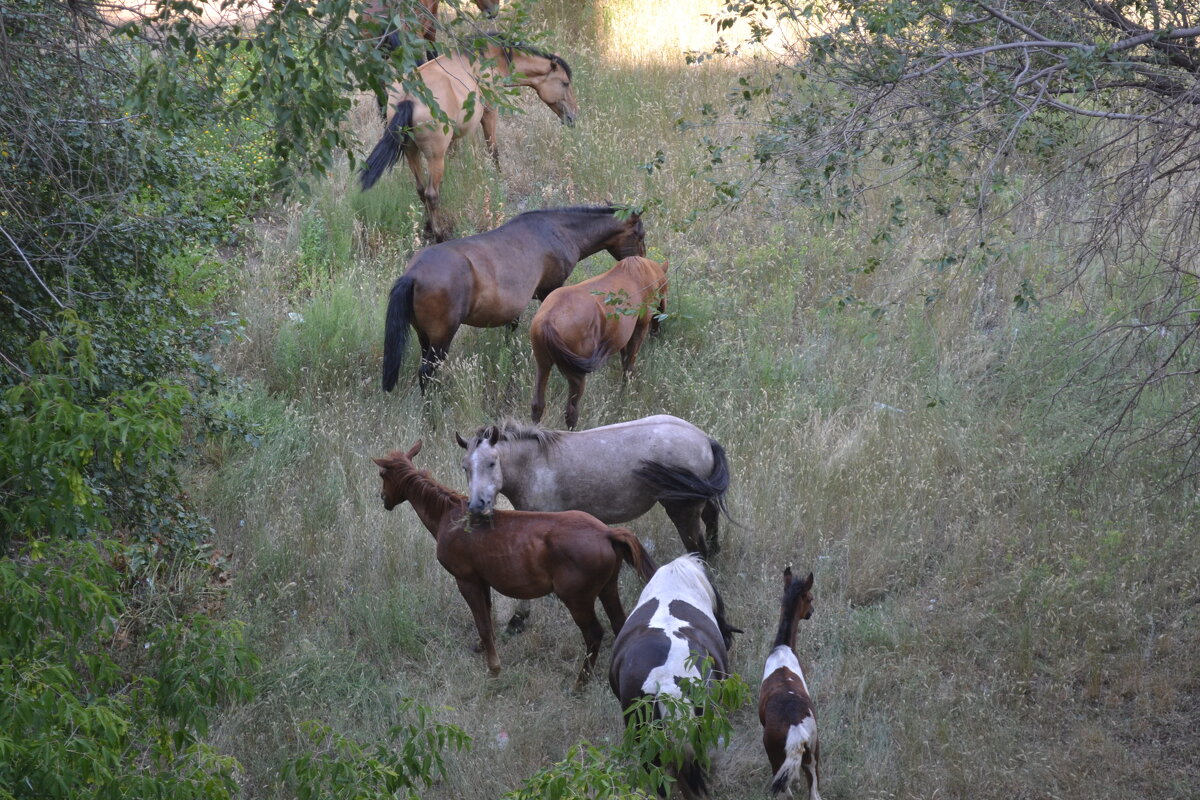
[
  {"x1": 373, "y1": 441, "x2": 657, "y2": 688},
  {"x1": 609, "y1": 554, "x2": 740, "y2": 800},
  {"x1": 360, "y1": 38, "x2": 578, "y2": 240},
  {"x1": 382, "y1": 206, "x2": 646, "y2": 391},
  {"x1": 530, "y1": 256, "x2": 669, "y2": 429},
  {"x1": 759, "y1": 567, "x2": 820, "y2": 798}
]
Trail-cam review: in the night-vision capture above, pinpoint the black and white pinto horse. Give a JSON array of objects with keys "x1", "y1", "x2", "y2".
[
  {"x1": 759, "y1": 567, "x2": 820, "y2": 798},
  {"x1": 608, "y1": 554, "x2": 740, "y2": 799}
]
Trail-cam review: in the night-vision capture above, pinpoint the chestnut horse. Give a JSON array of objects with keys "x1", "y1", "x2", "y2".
[
  {"x1": 530, "y1": 256, "x2": 668, "y2": 429},
  {"x1": 382, "y1": 206, "x2": 646, "y2": 391},
  {"x1": 759, "y1": 567, "x2": 820, "y2": 798},
  {"x1": 609, "y1": 554, "x2": 741, "y2": 799},
  {"x1": 360, "y1": 36, "x2": 577, "y2": 240},
  {"x1": 373, "y1": 441, "x2": 657, "y2": 688}
]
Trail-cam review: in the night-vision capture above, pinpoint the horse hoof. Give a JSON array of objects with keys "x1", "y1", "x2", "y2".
[{"x1": 488, "y1": 665, "x2": 501, "y2": 677}]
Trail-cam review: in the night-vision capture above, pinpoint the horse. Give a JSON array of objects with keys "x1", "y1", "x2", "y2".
[
  {"x1": 759, "y1": 567, "x2": 820, "y2": 799},
  {"x1": 382, "y1": 206, "x2": 646, "y2": 391},
  {"x1": 373, "y1": 441, "x2": 657, "y2": 689},
  {"x1": 608, "y1": 554, "x2": 741, "y2": 800},
  {"x1": 360, "y1": 36, "x2": 578, "y2": 241},
  {"x1": 530, "y1": 256, "x2": 669, "y2": 429}
]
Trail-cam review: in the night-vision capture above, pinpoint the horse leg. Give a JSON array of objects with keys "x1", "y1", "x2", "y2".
[
  {"x1": 504, "y1": 599, "x2": 533, "y2": 635},
  {"x1": 530, "y1": 341, "x2": 552, "y2": 423},
  {"x1": 803, "y1": 739, "x2": 822, "y2": 800},
  {"x1": 661, "y1": 500, "x2": 706, "y2": 557},
  {"x1": 481, "y1": 106, "x2": 500, "y2": 169},
  {"x1": 561, "y1": 596, "x2": 605, "y2": 690},
  {"x1": 424, "y1": 151, "x2": 449, "y2": 242},
  {"x1": 597, "y1": 574, "x2": 627, "y2": 635},
  {"x1": 620, "y1": 318, "x2": 651, "y2": 377},
  {"x1": 701, "y1": 500, "x2": 721, "y2": 557},
  {"x1": 564, "y1": 371, "x2": 587, "y2": 430},
  {"x1": 456, "y1": 578, "x2": 500, "y2": 674}
]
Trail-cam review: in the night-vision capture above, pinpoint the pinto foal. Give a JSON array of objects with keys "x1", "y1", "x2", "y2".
[{"x1": 758, "y1": 567, "x2": 820, "y2": 798}]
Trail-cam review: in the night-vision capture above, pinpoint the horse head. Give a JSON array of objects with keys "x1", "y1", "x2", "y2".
[
  {"x1": 783, "y1": 565, "x2": 815, "y2": 621},
  {"x1": 604, "y1": 211, "x2": 646, "y2": 260},
  {"x1": 456, "y1": 427, "x2": 502, "y2": 515},
  {"x1": 521, "y1": 55, "x2": 577, "y2": 127},
  {"x1": 373, "y1": 441, "x2": 423, "y2": 510}
]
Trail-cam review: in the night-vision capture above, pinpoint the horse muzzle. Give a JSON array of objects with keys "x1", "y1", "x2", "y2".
[
  {"x1": 467, "y1": 499, "x2": 494, "y2": 515},
  {"x1": 559, "y1": 106, "x2": 577, "y2": 128}
]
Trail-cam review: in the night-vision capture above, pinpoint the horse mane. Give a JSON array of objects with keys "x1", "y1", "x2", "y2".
[
  {"x1": 474, "y1": 418, "x2": 562, "y2": 451},
  {"x1": 643, "y1": 553, "x2": 717, "y2": 611},
  {"x1": 378, "y1": 450, "x2": 465, "y2": 517},
  {"x1": 773, "y1": 572, "x2": 808, "y2": 649},
  {"x1": 456, "y1": 31, "x2": 573, "y2": 79},
  {"x1": 513, "y1": 205, "x2": 623, "y2": 218}
]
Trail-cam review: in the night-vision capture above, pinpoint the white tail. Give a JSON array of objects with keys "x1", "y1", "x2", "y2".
[{"x1": 769, "y1": 717, "x2": 819, "y2": 798}]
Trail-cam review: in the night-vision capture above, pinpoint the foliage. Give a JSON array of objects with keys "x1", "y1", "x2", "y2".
[
  {"x1": 283, "y1": 706, "x2": 471, "y2": 800},
  {"x1": 694, "y1": 0, "x2": 1200, "y2": 483},
  {"x1": 119, "y1": 0, "x2": 542, "y2": 189},
  {"x1": 0, "y1": 540, "x2": 258, "y2": 800},
  {"x1": 506, "y1": 668, "x2": 751, "y2": 800}
]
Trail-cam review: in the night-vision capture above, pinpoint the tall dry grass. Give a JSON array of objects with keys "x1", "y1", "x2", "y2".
[{"x1": 198, "y1": 1, "x2": 1200, "y2": 797}]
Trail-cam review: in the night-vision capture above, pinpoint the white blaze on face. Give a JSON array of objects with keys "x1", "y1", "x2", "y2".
[{"x1": 468, "y1": 446, "x2": 498, "y2": 509}]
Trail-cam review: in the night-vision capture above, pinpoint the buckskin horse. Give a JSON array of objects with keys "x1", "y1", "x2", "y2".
[
  {"x1": 608, "y1": 554, "x2": 740, "y2": 799},
  {"x1": 360, "y1": 35, "x2": 578, "y2": 241},
  {"x1": 759, "y1": 566, "x2": 820, "y2": 798},
  {"x1": 530, "y1": 255, "x2": 669, "y2": 429},
  {"x1": 382, "y1": 206, "x2": 646, "y2": 391},
  {"x1": 373, "y1": 441, "x2": 657, "y2": 689}
]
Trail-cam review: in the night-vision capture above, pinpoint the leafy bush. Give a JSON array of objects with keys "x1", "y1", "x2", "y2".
[{"x1": 0, "y1": 540, "x2": 258, "y2": 800}]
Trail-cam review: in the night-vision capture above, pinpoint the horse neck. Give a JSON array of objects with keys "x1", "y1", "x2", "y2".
[
  {"x1": 394, "y1": 467, "x2": 464, "y2": 536},
  {"x1": 505, "y1": 51, "x2": 552, "y2": 85},
  {"x1": 772, "y1": 598, "x2": 801, "y2": 651},
  {"x1": 550, "y1": 211, "x2": 624, "y2": 262},
  {"x1": 497, "y1": 439, "x2": 540, "y2": 500}
]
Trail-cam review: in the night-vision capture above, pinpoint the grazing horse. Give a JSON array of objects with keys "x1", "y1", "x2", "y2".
[
  {"x1": 608, "y1": 554, "x2": 740, "y2": 800},
  {"x1": 373, "y1": 441, "x2": 657, "y2": 688},
  {"x1": 360, "y1": 36, "x2": 578, "y2": 241},
  {"x1": 759, "y1": 567, "x2": 820, "y2": 799},
  {"x1": 530, "y1": 256, "x2": 669, "y2": 429},
  {"x1": 382, "y1": 206, "x2": 646, "y2": 391}
]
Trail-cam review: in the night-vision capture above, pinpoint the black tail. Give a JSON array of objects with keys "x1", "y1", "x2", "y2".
[
  {"x1": 635, "y1": 439, "x2": 733, "y2": 521},
  {"x1": 382, "y1": 275, "x2": 414, "y2": 391},
  {"x1": 361, "y1": 99, "x2": 414, "y2": 192},
  {"x1": 537, "y1": 320, "x2": 612, "y2": 375}
]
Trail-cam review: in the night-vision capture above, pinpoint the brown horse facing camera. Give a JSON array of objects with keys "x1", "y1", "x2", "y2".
[
  {"x1": 530, "y1": 256, "x2": 668, "y2": 429},
  {"x1": 381, "y1": 206, "x2": 646, "y2": 392},
  {"x1": 759, "y1": 567, "x2": 820, "y2": 799},
  {"x1": 360, "y1": 35, "x2": 577, "y2": 241},
  {"x1": 373, "y1": 441, "x2": 657, "y2": 688}
]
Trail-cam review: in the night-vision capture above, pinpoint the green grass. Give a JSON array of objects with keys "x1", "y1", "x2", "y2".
[{"x1": 194, "y1": 1, "x2": 1200, "y2": 798}]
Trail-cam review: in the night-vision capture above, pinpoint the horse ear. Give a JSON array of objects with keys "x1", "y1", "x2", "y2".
[
  {"x1": 661, "y1": 258, "x2": 669, "y2": 272},
  {"x1": 455, "y1": 432, "x2": 468, "y2": 449},
  {"x1": 783, "y1": 565, "x2": 793, "y2": 584},
  {"x1": 487, "y1": 426, "x2": 500, "y2": 446},
  {"x1": 801, "y1": 572, "x2": 814, "y2": 592},
  {"x1": 407, "y1": 440, "x2": 423, "y2": 459},
  {"x1": 372, "y1": 457, "x2": 388, "y2": 467}
]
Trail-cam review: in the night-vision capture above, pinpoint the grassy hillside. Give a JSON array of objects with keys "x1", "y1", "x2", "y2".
[{"x1": 199, "y1": 1, "x2": 1199, "y2": 797}]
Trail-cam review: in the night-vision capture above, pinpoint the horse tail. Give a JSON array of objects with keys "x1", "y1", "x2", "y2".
[
  {"x1": 534, "y1": 318, "x2": 611, "y2": 375},
  {"x1": 382, "y1": 275, "x2": 414, "y2": 392},
  {"x1": 361, "y1": 99, "x2": 414, "y2": 191},
  {"x1": 769, "y1": 719, "x2": 818, "y2": 796},
  {"x1": 635, "y1": 439, "x2": 735, "y2": 523},
  {"x1": 609, "y1": 527, "x2": 657, "y2": 582}
]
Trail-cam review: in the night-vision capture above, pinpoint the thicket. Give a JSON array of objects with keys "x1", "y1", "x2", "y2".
[{"x1": 0, "y1": 0, "x2": 469, "y2": 795}]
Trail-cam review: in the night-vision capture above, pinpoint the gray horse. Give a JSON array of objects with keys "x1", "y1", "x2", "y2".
[{"x1": 455, "y1": 414, "x2": 732, "y2": 631}]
